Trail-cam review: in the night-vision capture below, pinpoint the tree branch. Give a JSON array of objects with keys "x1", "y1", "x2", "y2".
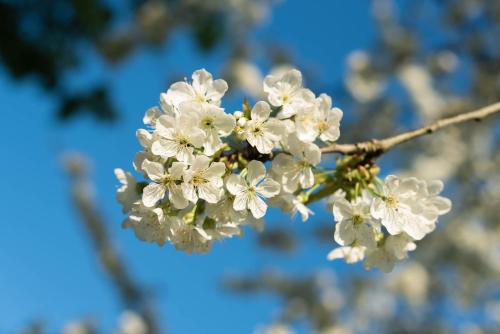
[{"x1": 321, "y1": 101, "x2": 500, "y2": 156}]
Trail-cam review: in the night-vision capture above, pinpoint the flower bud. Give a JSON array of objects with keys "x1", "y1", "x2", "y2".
[{"x1": 237, "y1": 117, "x2": 247, "y2": 127}]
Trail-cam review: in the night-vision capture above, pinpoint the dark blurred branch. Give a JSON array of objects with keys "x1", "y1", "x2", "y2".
[
  {"x1": 64, "y1": 156, "x2": 160, "y2": 334},
  {"x1": 321, "y1": 101, "x2": 500, "y2": 156}
]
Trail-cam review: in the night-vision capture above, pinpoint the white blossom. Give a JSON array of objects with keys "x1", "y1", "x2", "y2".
[
  {"x1": 268, "y1": 191, "x2": 313, "y2": 222},
  {"x1": 195, "y1": 103, "x2": 235, "y2": 155},
  {"x1": 115, "y1": 67, "x2": 454, "y2": 267},
  {"x1": 169, "y1": 216, "x2": 212, "y2": 254},
  {"x1": 327, "y1": 246, "x2": 366, "y2": 264},
  {"x1": 243, "y1": 101, "x2": 284, "y2": 154},
  {"x1": 315, "y1": 93, "x2": 343, "y2": 142},
  {"x1": 371, "y1": 175, "x2": 450, "y2": 240},
  {"x1": 182, "y1": 155, "x2": 226, "y2": 203},
  {"x1": 271, "y1": 135, "x2": 321, "y2": 192},
  {"x1": 226, "y1": 160, "x2": 280, "y2": 218},
  {"x1": 263, "y1": 68, "x2": 315, "y2": 119},
  {"x1": 333, "y1": 192, "x2": 379, "y2": 249},
  {"x1": 364, "y1": 234, "x2": 416, "y2": 273},
  {"x1": 151, "y1": 111, "x2": 205, "y2": 163},
  {"x1": 122, "y1": 205, "x2": 169, "y2": 246},
  {"x1": 114, "y1": 168, "x2": 140, "y2": 213},
  {"x1": 163, "y1": 69, "x2": 228, "y2": 109},
  {"x1": 141, "y1": 160, "x2": 187, "y2": 209}
]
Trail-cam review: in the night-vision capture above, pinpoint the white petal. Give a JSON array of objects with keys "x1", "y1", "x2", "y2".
[
  {"x1": 165, "y1": 82, "x2": 195, "y2": 107},
  {"x1": 248, "y1": 195, "x2": 267, "y2": 218},
  {"x1": 203, "y1": 130, "x2": 223, "y2": 156},
  {"x1": 251, "y1": 101, "x2": 271, "y2": 121},
  {"x1": 181, "y1": 183, "x2": 198, "y2": 203},
  {"x1": 233, "y1": 193, "x2": 248, "y2": 211},
  {"x1": 169, "y1": 185, "x2": 189, "y2": 209},
  {"x1": 334, "y1": 220, "x2": 354, "y2": 246},
  {"x1": 114, "y1": 168, "x2": 127, "y2": 185},
  {"x1": 197, "y1": 183, "x2": 220, "y2": 203},
  {"x1": 247, "y1": 160, "x2": 266, "y2": 185},
  {"x1": 214, "y1": 112, "x2": 235, "y2": 135},
  {"x1": 282, "y1": 69, "x2": 302, "y2": 89},
  {"x1": 187, "y1": 128, "x2": 206, "y2": 148},
  {"x1": 169, "y1": 162, "x2": 186, "y2": 179},
  {"x1": 151, "y1": 139, "x2": 177, "y2": 158},
  {"x1": 256, "y1": 178, "x2": 280, "y2": 198},
  {"x1": 226, "y1": 174, "x2": 247, "y2": 195},
  {"x1": 141, "y1": 160, "x2": 165, "y2": 182},
  {"x1": 191, "y1": 155, "x2": 210, "y2": 172},
  {"x1": 142, "y1": 183, "x2": 166, "y2": 207},
  {"x1": 192, "y1": 69, "x2": 213, "y2": 93},
  {"x1": 205, "y1": 162, "x2": 226, "y2": 180},
  {"x1": 206, "y1": 79, "x2": 228, "y2": 102},
  {"x1": 299, "y1": 167, "x2": 314, "y2": 189}
]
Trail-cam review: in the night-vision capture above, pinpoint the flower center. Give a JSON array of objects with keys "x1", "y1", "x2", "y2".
[
  {"x1": 192, "y1": 174, "x2": 207, "y2": 185},
  {"x1": 196, "y1": 93, "x2": 207, "y2": 103},
  {"x1": 176, "y1": 134, "x2": 189, "y2": 146},
  {"x1": 202, "y1": 117, "x2": 214, "y2": 128},
  {"x1": 352, "y1": 214, "x2": 364, "y2": 225},
  {"x1": 251, "y1": 125, "x2": 263, "y2": 135},
  {"x1": 385, "y1": 195, "x2": 399, "y2": 208},
  {"x1": 317, "y1": 120, "x2": 328, "y2": 133},
  {"x1": 162, "y1": 175, "x2": 174, "y2": 186}
]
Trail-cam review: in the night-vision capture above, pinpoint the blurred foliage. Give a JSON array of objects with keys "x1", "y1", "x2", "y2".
[{"x1": 0, "y1": 0, "x2": 263, "y2": 121}]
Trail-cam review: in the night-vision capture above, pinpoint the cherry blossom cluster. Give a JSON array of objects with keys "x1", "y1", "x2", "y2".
[
  {"x1": 327, "y1": 176, "x2": 451, "y2": 272},
  {"x1": 114, "y1": 68, "x2": 452, "y2": 271}
]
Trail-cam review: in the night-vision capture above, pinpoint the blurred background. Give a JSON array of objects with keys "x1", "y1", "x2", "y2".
[{"x1": 1, "y1": 0, "x2": 500, "y2": 333}]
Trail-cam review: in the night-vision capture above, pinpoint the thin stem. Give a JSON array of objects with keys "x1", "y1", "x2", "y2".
[{"x1": 321, "y1": 101, "x2": 500, "y2": 156}]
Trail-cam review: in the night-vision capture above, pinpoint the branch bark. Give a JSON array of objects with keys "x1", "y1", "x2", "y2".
[{"x1": 321, "y1": 101, "x2": 500, "y2": 156}]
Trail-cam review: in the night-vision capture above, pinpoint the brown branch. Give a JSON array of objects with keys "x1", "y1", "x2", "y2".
[{"x1": 321, "y1": 101, "x2": 500, "y2": 156}]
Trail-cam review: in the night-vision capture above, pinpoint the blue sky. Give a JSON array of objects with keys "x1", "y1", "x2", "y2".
[{"x1": 0, "y1": 2, "x2": 377, "y2": 333}]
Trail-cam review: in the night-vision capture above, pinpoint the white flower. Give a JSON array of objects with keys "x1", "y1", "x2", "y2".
[
  {"x1": 327, "y1": 246, "x2": 366, "y2": 264},
  {"x1": 416, "y1": 179, "x2": 452, "y2": 230},
  {"x1": 315, "y1": 93, "x2": 343, "y2": 142},
  {"x1": 169, "y1": 216, "x2": 212, "y2": 254},
  {"x1": 196, "y1": 103, "x2": 235, "y2": 155},
  {"x1": 263, "y1": 68, "x2": 315, "y2": 119},
  {"x1": 136, "y1": 128, "x2": 154, "y2": 149},
  {"x1": 370, "y1": 175, "x2": 434, "y2": 240},
  {"x1": 364, "y1": 234, "x2": 416, "y2": 273},
  {"x1": 226, "y1": 160, "x2": 280, "y2": 218},
  {"x1": 294, "y1": 104, "x2": 322, "y2": 142},
  {"x1": 293, "y1": 94, "x2": 342, "y2": 143},
  {"x1": 271, "y1": 135, "x2": 321, "y2": 192},
  {"x1": 141, "y1": 160, "x2": 188, "y2": 209},
  {"x1": 151, "y1": 111, "x2": 205, "y2": 162},
  {"x1": 122, "y1": 205, "x2": 169, "y2": 246},
  {"x1": 268, "y1": 192, "x2": 313, "y2": 222},
  {"x1": 333, "y1": 192, "x2": 378, "y2": 249},
  {"x1": 243, "y1": 101, "x2": 284, "y2": 154},
  {"x1": 202, "y1": 217, "x2": 242, "y2": 240},
  {"x1": 163, "y1": 69, "x2": 228, "y2": 109},
  {"x1": 114, "y1": 168, "x2": 140, "y2": 213},
  {"x1": 182, "y1": 155, "x2": 226, "y2": 203},
  {"x1": 206, "y1": 193, "x2": 248, "y2": 225}
]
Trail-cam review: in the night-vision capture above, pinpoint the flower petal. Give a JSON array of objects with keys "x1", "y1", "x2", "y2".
[
  {"x1": 142, "y1": 183, "x2": 166, "y2": 207},
  {"x1": 247, "y1": 160, "x2": 266, "y2": 185}
]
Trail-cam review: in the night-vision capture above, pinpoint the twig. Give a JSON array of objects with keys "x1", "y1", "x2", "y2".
[{"x1": 321, "y1": 101, "x2": 500, "y2": 156}]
